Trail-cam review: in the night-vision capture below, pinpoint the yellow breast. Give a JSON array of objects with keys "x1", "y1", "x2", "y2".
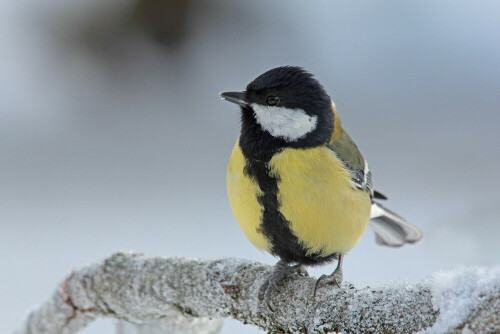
[
  {"x1": 227, "y1": 141, "x2": 271, "y2": 252},
  {"x1": 269, "y1": 147, "x2": 371, "y2": 255},
  {"x1": 227, "y1": 141, "x2": 371, "y2": 257}
]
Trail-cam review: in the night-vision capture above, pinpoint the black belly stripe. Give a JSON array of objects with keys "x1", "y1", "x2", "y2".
[{"x1": 243, "y1": 158, "x2": 338, "y2": 265}]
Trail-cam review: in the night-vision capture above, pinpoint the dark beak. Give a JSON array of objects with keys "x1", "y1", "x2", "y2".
[{"x1": 219, "y1": 91, "x2": 248, "y2": 107}]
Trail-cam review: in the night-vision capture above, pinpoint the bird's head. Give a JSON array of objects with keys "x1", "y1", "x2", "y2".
[{"x1": 220, "y1": 66, "x2": 334, "y2": 160}]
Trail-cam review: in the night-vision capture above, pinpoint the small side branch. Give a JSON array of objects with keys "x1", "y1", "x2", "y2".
[{"x1": 15, "y1": 252, "x2": 500, "y2": 334}]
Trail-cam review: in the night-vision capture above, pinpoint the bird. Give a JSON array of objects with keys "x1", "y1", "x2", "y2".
[{"x1": 220, "y1": 66, "x2": 422, "y2": 310}]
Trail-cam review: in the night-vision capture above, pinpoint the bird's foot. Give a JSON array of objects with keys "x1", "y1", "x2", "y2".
[
  {"x1": 313, "y1": 255, "x2": 343, "y2": 297},
  {"x1": 259, "y1": 261, "x2": 308, "y2": 311}
]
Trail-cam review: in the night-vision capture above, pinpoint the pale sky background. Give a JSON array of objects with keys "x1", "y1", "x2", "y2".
[{"x1": 1, "y1": 1, "x2": 499, "y2": 333}]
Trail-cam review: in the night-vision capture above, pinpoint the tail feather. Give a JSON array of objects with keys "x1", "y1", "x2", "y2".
[{"x1": 369, "y1": 202, "x2": 423, "y2": 247}]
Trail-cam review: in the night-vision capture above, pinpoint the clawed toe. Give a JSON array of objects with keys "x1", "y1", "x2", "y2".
[
  {"x1": 259, "y1": 260, "x2": 307, "y2": 311},
  {"x1": 313, "y1": 254, "x2": 344, "y2": 297},
  {"x1": 259, "y1": 271, "x2": 284, "y2": 312},
  {"x1": 261, "y1": 279, "x2": 278, "y2": 312},
  {"x1": 313, "y1": 273, "x2": 341, "y2": 297},
  {"x1": 258, "y1": 277, "x2": 270, "y2": 300}
]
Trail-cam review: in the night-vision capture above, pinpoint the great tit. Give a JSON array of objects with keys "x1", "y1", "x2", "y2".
[{"x1": 220, "y1": 66, "x2": 422, "y2": 310}]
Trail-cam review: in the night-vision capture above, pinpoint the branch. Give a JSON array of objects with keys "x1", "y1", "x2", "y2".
[{"x1": 15, "y1": 252, "x2": 500, "y2": 334}]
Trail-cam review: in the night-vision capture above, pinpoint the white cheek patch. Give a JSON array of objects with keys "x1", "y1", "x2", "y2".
[{"x1": 251, "y1": 103, "x2": 318, "y2": 142}]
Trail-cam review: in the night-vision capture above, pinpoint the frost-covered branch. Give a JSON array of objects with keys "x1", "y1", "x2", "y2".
[{"x1": 15, "y1": 252, "x2": 500, "y2": 334}]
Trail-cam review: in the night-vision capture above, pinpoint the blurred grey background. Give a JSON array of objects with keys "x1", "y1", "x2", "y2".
[{"x1": 1, "y1": 1, "x2": 499, "y2": 333}]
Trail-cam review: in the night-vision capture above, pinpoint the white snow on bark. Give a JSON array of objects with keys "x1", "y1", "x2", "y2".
[{"x1": 421, "y1": 266, "x2": 500, "y2": 333}]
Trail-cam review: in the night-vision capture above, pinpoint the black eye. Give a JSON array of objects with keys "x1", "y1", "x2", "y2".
[{"x1": 266, "y1": 95, "x2": 280, "y2": 106}]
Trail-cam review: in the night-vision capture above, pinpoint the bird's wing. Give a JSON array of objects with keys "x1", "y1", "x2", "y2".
[
  {"x1": 327, "y1": 130, "x2": 373, "y2": 194},
  {"x1": 327, "y1": 129, "x2": 422, "y2": 247}
]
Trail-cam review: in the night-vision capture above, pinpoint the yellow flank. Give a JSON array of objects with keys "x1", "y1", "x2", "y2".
[
  {"x1": 269, "y1": 146, "x2": 371, "y2": 256},
  {"x1": 227, "y1": 140, "x2": 271, "y2": 252}
]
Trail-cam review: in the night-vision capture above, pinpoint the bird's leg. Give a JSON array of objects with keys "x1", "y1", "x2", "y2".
[
  {"x1": 313, "y1": 254, "x2": 343, "y2": 297},
  {"x1": 258, "y1": 260, "x2": 308, "y2": 311}
]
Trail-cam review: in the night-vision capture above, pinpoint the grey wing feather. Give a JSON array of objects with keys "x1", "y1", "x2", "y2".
[{"x1": 369, "y1": 202, "x2": 423, "y2": 247}]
